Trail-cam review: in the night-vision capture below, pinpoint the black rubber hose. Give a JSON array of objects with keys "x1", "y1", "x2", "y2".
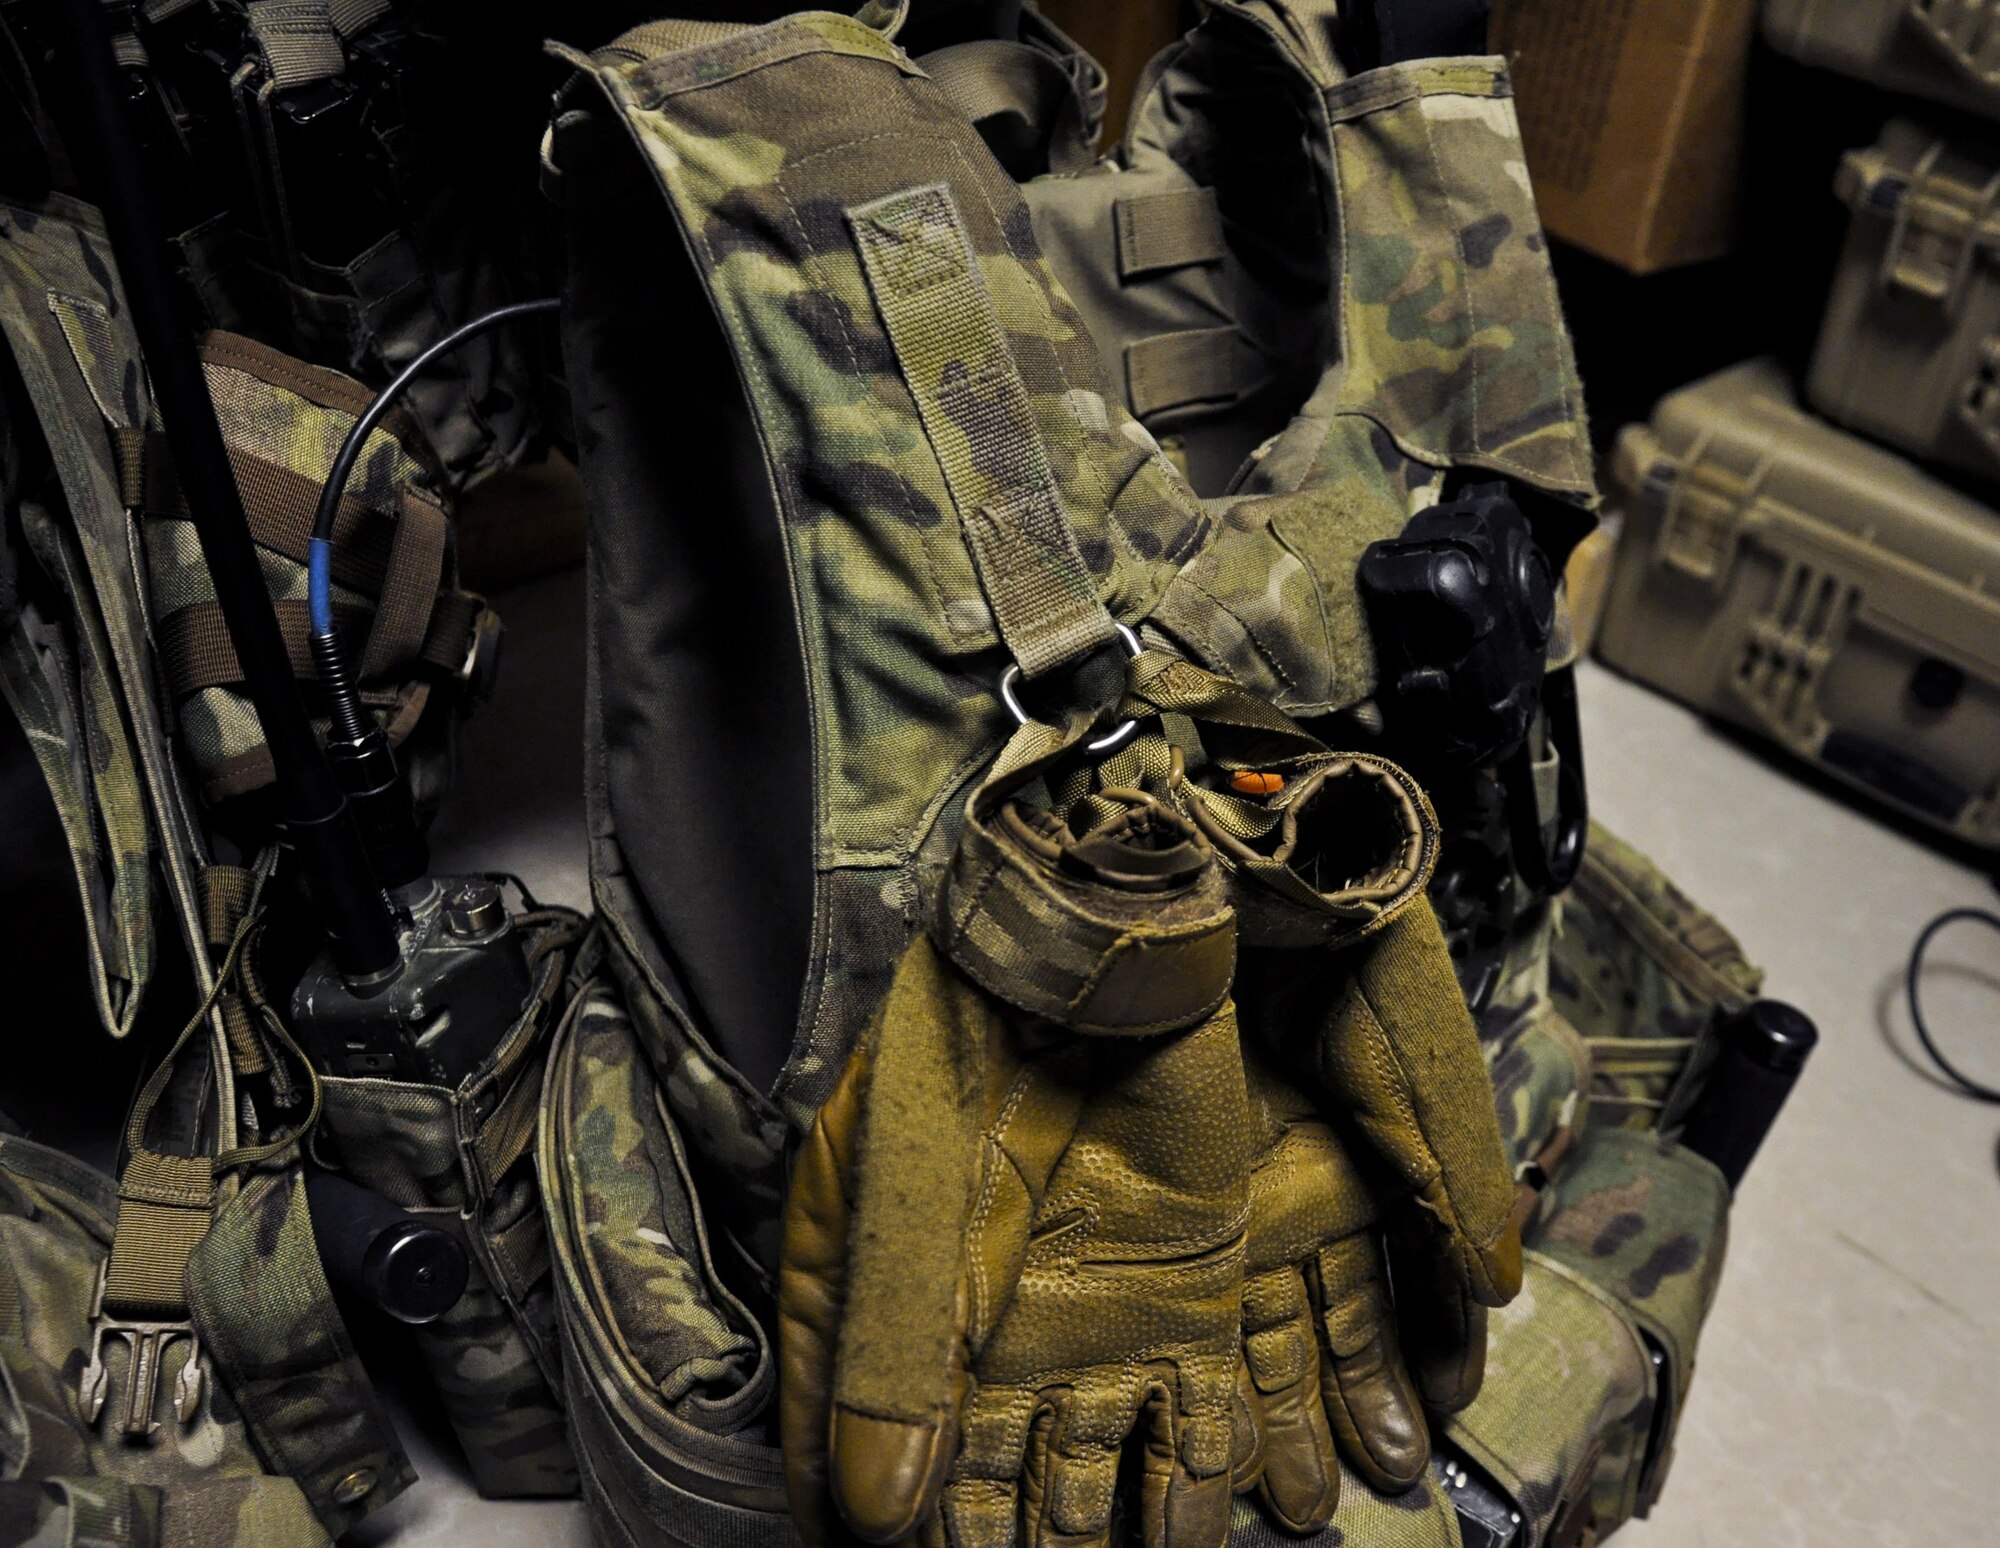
[{"x1": 49, "y1": 0, "x2": 397, "y2": 978}]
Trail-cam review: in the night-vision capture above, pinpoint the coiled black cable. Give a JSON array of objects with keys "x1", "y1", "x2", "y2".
[{"x1": 1905, "y1": 906, "x2": 2000, "y2": 1103}]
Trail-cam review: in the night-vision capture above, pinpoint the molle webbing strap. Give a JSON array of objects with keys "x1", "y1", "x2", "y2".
[
  {"x1": 136, "y1": 429, "x2": 411, "y2": 596},
  {"x1": 156, "y1": 586, "x2": 478, "y2": 695},
  {"x1": 102, "y1": 1153, "x2": 214, "y2": 1319},
  {"x1": 359, "y1": 490, "x2": 448, "y2": 677},
  {"x1": 1116, "y1": 187, "x2": 1226, "y2": 277},
  {"x1": 200, "y1": 864, "x2": 271, "y2": 1078},
  {"x1": 245, "y1": 0, "x2": 345, "y2": 88},
  {"x1": 848, "y1": 183, "x2": 1117, "y2": 681},
  {"x1": 1126, "y1": 327, "x2": 1253, "y2": 419}
]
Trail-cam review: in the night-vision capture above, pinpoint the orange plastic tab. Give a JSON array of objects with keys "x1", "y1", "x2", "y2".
[{"x1": 1230, "y1": 771, "x2": 1285, "y2": 796}]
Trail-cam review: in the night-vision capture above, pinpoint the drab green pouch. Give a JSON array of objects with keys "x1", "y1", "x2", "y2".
[
  {"x1": 1549, "y1": 821, "x2": 1763, "y2": 1137},
  {"x1": 538, "y1": 977, "x2": 791, "y2": 1548},
  {"x1": 313, "y1": 908, "x2": 589, "y2": 1499}
]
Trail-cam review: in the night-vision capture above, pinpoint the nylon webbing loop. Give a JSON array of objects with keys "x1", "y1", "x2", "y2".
[
  {"x1": 848, "y1": 182, "x2": 1117, "y2": 680},
  {"x1": 918, "y1": 38, "x2": 1095, "y2": 174},
  {"x1": 246, "y1": 0, "x2": 345, "y2": 88},
  {"x1": 359, "y1": 492, "x2": 448, "y2": 677},
  {"x1": 156, "y1": 588, "x2": 480, "y2": 694},
  {"x1": 199, "y1": 865, "x2": 274, "y2": 1078},
  {"x1": 1126, "y1": 327, "x2": 1252, "y2": 419},
  {"x1": 1116, "y1": 187, "x2": 1226, "y2": 277},
  {"x1": 101, "y1": 1153, "x2": 214, "y2": 1320}
]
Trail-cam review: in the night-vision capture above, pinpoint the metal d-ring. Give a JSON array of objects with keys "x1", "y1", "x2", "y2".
[{"x1": 997, "y1": 622, "x2": 1146, "y2": 758}]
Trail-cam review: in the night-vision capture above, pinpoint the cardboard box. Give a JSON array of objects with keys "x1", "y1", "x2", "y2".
[{"x1": 1492, "y1": 0, "x2": 1758, "y2": 274}]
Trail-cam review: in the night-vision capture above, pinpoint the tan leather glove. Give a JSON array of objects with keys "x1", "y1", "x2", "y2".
[
  {"x1": 780, "y1": 791, "x2": 1250, "y2": 1548},
  {"x1": 1231, "y1": 1049, "x2": 1427, "y2": 1533},
  {"x1": 1214, "y1": 755, "x2": 1522, "y2": 1515}
]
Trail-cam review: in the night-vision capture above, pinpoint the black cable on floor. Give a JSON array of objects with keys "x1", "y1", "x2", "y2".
[{"x1": 1906, "y1": 907, "x2": 2000, "y2": 1103}]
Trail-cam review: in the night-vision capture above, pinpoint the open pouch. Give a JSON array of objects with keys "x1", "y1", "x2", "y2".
[
  {"x1": 1548, "y1": 821, "x2": 1763, "y2": 1136},
  {"x1": 313, "y1": 905, "x2": 591, "y2": 1498},
  {"x1": 538, "y1": 976, "x2": 792, "y2": 1548}
]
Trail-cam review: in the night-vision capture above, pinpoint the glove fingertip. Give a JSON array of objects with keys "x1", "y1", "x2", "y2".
[{"x1": 831, "y1": 1408, "x2": 954, "y2": 1545}]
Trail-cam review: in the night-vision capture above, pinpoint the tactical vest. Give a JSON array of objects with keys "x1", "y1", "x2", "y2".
[{"x1": 538, "y1": 6, "x2": 1752, "y2": 1548}]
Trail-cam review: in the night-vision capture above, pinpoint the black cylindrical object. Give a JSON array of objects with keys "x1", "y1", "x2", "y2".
[
  {"x1": 1677, "y1": 1000, "x2": 1819, "y2": 1192},
  {"x1": 303, "y1": 1168, "x2": 468, "y2": 1325},
  {"x1": 47, "y1": 0, "x2": 397, "y2": 978}
]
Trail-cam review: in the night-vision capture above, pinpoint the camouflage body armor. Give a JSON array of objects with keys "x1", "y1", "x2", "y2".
[{"x1": 539, "y1": 5, "x2": 1762, "y2": 1548}]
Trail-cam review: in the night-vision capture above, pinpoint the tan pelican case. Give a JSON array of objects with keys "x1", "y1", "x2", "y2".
[
  {"x1": 1763, "y1": 0, "x2": 2000, "y2": 120},
  {"x1": 1599, "y1": 359, "x2": 2000, "y2": 849},
  {"x1": 1809, "y1": 117, "x2": 2000, "y2": 484}
]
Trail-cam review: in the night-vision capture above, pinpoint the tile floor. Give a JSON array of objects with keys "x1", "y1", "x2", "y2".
[{"x1": 381, "y1": 566, "x2": 2000, "y2": 1548}]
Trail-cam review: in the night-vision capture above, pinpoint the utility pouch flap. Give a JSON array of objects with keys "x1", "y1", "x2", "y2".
[
  {"x1": 1320, "y1": 57, "x2": 1594, "y2": 502},
  {"x1": 1525, "y1": 1127, "x2": 1731, "y2": 1531},
  {"x1": 0, "y1": 194, "x2": 198, "y2": 1039},
  {"x1": 1445, "y1": 1250, "x2": 1651, "y2": 1548},
  {"x1": 539, "y1": 977, "x2": 795, "y2": 1548}
]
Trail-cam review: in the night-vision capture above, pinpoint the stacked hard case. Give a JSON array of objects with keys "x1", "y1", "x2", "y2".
[
  {"x1": 1600, "y1": 6, "x2": 2000, "y2": 851},
  {"x1": 1600, "y1": 362, "x2": 2000, "y2": 849}
]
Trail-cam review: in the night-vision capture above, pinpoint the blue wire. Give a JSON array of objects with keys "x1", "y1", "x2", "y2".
[{"x1": 308, "y1": 537, "x2": 335, "y2": 636}]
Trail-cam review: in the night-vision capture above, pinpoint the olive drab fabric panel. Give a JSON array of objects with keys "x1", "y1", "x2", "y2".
[
  {"x1": 554, "y1": 3, "x2": 1213, "y2": 1186},
  {"x1": 1019, "y1": 0, "x2": 1598, "y2": 721},
  {"x1": 539, "y1": 980, "x2": 798, "y2": 1548}
]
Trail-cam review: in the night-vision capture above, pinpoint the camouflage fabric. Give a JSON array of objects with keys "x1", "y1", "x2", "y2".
[
  {"x1": 1549, "y1": 821, "x2": 1763, "y2": 1134},
  {"x1": 0, "y1": 1133, "x2": 342, "y2": 1548},
  {"x1": 131, "y1": 329, "x2": 473, "y2": 810},
  {"x1": 1017, "y1": 1, "x2": 1597, "y2": 718},
  {"x1": 1480, "y1": 904, "x2": 1590, "y2": 1178},
  {"x1": 314, "y1": 908, "x2": 589, "y2": 1498},
  {"x1": 539, "y1": 980, "x2": 795, "y2": 1548},
  {"x1": 558, "y1": 3, "x2": 1211, "y2": 1162},
  {"x1": 1444, "y1": 1251, "x2": 1649, "y2": 1548},
  {"x1": 0, "y1": 193, "x2": 221, "y2": 1042},
  {"x1": 1530, "y1": 1128, "x2": 1730, "y2": 1532}
]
